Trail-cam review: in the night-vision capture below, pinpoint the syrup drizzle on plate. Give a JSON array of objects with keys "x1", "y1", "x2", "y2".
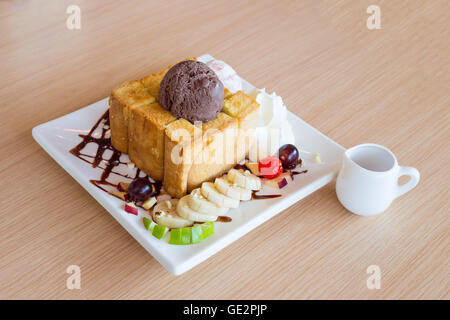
[{"x1": 69, "y1": 110, "x2": 149, "y2": 193}]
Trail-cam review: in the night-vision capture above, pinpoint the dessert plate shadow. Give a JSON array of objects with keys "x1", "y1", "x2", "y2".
[{"x1": 32, "y1": 57, "x2": 345, "y2": 275}]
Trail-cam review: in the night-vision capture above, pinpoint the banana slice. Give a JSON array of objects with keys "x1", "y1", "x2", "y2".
[
  {"x1": 187, "y1": 188, "x2": 229, "y2": 216},
  {"x1": 227, "y1": 168, "x2": 261, "y2": 191},
  {"x1": 201, "y1": 182, "x2": 240, "y2": 208},
  {"x1": 177, "y1": 196, "x2": 217, "y2": 222},
  {"x1": 152, "y1": 199, "x2": 193, "y2": 229},
  {"x1": 215, "y1": 177, "x2": 251, "y2": 201}
]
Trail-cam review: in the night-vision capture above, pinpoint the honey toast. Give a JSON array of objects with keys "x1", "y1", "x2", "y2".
[{"x1": 109, "y1": 81, "x2": 155, "y2": 153}]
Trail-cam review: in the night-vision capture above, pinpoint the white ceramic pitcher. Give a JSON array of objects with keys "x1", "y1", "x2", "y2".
[{"x1": 336, "y1": 143, "x2": 420, "y2": 216}]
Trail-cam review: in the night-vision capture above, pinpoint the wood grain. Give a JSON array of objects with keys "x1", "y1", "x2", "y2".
[{"x1": 0, "y1": 0, "x2": 448, "y2": 299}]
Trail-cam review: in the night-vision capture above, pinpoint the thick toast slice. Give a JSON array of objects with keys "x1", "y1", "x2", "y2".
[
  {"x1": 128, "y1": 102, "x2": 176, "y2": 181},
  {"x1": 109, "y1": 81, "x2": 155, "y2": 153},
  {"x1": 187, "y1": 113, "x2": 238, "y2": 191},
  {"x1": 222, "y1": 91, "x2": 260, "y2": 162},
  {"x1": 163, "y1": 113, "x2": 239, "y2": 198},
  {"x1": 163, "y1": 119, "x2": 198, "y2": 198},
  {"x1": 140, "y1": 70, "x2": 168, "y2": 102}
]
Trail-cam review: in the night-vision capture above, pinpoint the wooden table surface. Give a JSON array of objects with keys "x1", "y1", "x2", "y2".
[{"x1": 0, "y1": 0, "x2": 448, "y2": 300}]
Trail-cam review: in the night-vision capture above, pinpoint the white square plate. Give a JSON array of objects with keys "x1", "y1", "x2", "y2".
[{"x1": 32, "y1": 55, "x2": 345, "y2": 275}]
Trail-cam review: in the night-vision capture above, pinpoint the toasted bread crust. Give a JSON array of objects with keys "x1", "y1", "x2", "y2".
[
  {"x1": 187, "y1": 113, "x2": 238, "y2": 191},
  {"x1": 109, "y1": 81, "x2": 155, "y2": 152},
  {"x1": 109, "y1": 95, "x2": 129, "y2": 153},
  {"x1": 140, "y1": 70, "x2": 168, "y2": 102},
  {"x1": 163, "y1": 119, "x2": 197, "y2": 198},
  {"x1": 163, "y1": 113, "x2": 239, "y2": 197},
  {"x1": 128, "y1": 103, "x2": 176, "y2": 181},
  {"x1": 223, "y1": 91, "x2": 260, "y2": 162}
]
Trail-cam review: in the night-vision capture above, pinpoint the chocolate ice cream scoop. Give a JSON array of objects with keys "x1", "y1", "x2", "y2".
[{"x1": 159, "y1": 60, "x2": 224, "y2": 123}]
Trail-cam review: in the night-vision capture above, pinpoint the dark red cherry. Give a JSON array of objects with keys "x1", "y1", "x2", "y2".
[
  {"x1": 279, "y1": 144, "x2": 299, "y2": 169},
  {"x1": 127, "y1": 178, "x2": 156, "y2": 202}
]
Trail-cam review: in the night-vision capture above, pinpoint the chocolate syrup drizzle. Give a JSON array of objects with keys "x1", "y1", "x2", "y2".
[
  {"x1": 69, "y1": 110, "x2": 148, "y2": 194},
  {"x1": 216, "y1": 216, "x2": 232, "y2": 223},
  {"x1": 291, "y1": 169, "x2": 308, "y2": 176}
]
